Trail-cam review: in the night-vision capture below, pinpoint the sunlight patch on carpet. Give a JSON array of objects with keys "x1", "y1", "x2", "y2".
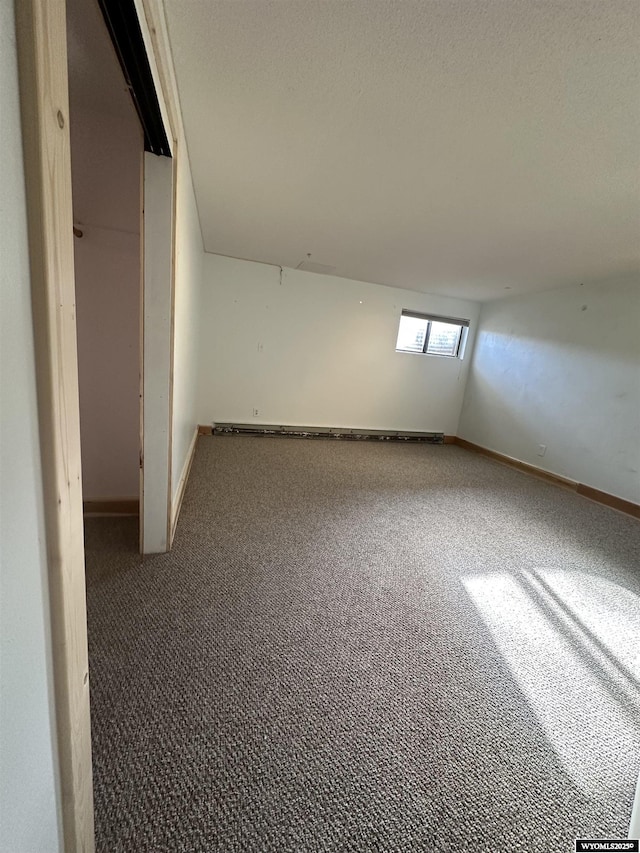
[{"x1": 463, "y1": 570, "x2": 640, "y2": 801}]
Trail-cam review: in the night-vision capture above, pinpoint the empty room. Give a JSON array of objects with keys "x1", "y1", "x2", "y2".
[{"x1": 2, "y1": 1, "x2": 639, "y2": 852}]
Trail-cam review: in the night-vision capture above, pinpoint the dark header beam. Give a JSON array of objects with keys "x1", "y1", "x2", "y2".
[{"x1": 97, "y1": 0, "x2": 171, "y2": 157}]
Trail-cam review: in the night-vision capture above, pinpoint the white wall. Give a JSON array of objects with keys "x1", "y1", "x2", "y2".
[
  {"x1": 142, "y1": 148, "x2": 203, "y2": 553},
  {"x1": 70, "y1": 108, "x2": 142, "y2": 500},
  {"x1": 0, "y1": 2, "x2": 62, "y2": 849},
  {"x1": 171, "y1": 155, "x2": 203, "y2": 504},
  {"x1": 198, "y1": 254, "x2": 479, "y2": 434},
  {"x1": 130, "y1": 0, "x2": 204, "y2": 546},
  {"x1": 142, "y1": 153, "x2": 174, "y2": 553},
  {"x1": 458, "y1": 276, "x2": 640, "y2": 503}
]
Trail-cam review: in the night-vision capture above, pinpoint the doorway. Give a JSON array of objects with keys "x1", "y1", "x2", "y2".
[
  {"x1": 14, "y1": 0, "x2": 178, "y2": 848},
  {"x1": 66, "y1": 0, "x2": 143, "y2": 530}
]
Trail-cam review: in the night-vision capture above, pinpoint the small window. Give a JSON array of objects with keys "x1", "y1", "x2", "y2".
[{"x1": 396, "y1": 311, "x2": 469, "y2": 358}]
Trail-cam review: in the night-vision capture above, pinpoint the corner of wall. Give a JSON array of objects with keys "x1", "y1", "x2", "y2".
[{"x1": 456, "y1": 278, "x2": 640, "y2": 503}]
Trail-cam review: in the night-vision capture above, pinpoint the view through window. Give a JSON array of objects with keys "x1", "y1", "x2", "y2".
[{"x1": 395, "y1": 311, "x2": 469, "y2": 358}]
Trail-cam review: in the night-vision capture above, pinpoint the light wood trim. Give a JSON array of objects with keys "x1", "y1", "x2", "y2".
[
  {"x1": 576, "y1": 484, "x2": 640, "y2": 520},
  {"x1": 139, "y1": 147, "x2": 146, "y2": 554},
  {"x1": 15, "y1": 2, "x2": 94, "y2": 851},
  {"x1": 83, "y1": 499, "x2": 140, "y2": 516},
  {"x1": 170, "y1": 426, "x2": 199, "y2": 545},
  {"x1": 198, "y1": 424, "x2": 213, "y2": 436},
  {"x1": 165, "y1": 148, "x2": 179, "y2": 547},
  {"x1": 455, "y1": 437, "x2": 640, "y2": 519},
  {"x1": 135, "y1": 0, "x2": 180, "y2": 144},
  {"x1": 454, "y1": 437, "x2": 578, "y2": 489},
  {"x1": 443, "y1": 435, "x2": 456, "y2": 444},
  {"x1": 134, "y1": 0, "x2": 181, "y2": 552}
]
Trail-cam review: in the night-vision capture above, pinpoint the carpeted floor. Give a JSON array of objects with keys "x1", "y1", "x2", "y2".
[{"x1": 85, "y1": 436, "x2": 640, "y2": 852}]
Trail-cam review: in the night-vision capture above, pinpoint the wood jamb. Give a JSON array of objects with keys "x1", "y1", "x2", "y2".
[
  {"x1": 138, "y1": 146, "x2": 146, "y2": 553},
  {"x1": 165, "y1": 147, "x2": 179, "y2": 547},
  {"x1": 15, "y1": 2, "x2": 94, "y2": 849}
]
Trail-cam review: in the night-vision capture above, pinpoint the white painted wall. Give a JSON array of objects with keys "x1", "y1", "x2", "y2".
[
  {"x1": 69, "y1": 108, "x2": 142, "y2": 500},
  {"x1": 0, "y1": 2, "x2": 62, "y2": 849},
  {"x1": 458, "y1": 276, "x2": 640, "y2": 503},
  {"x1": 142, "y1": 150, "x2": 203, "y2": 552},
  {"x1": 142, "y1": 153, "x2": 174, "y2": 553},
  {"x1": 170, "y1": 155, "x2": 203, "y2": 507},
  {"x1": 198, "y1": 254, "x2": 479, "y2": 433},
  {"x1": 132, "y1": 0, "x2": 204, "y2": 548}
]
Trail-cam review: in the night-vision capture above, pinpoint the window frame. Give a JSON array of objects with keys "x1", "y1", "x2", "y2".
[{"x1": 395, "y1": 310, "x2": 470, "y2": 358}]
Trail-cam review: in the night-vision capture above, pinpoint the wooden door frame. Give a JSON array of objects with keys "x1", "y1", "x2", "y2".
[
  {"x1": 15, "y1": 0, "x2": 179, "y2": 848},
  {"x1": 15, "y1": 2, "x2": 94, "y2": 849},
  {"x1": 133, "y1": 0, "x2": 183, "y2": 551},
  {"x1": 141, "y1": 150, "x2": 177, "y2": 554}
]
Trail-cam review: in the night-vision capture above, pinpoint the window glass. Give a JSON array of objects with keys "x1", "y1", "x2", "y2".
[
  {"x1": 395, "y1": 311, "x2": 468, "y2": 358},
  {"x1": 396, "y1": 315, "x2": 428, "y2": 353},
  {"x1": 425, "y1": 321, "x2": 462, "y2": 357}
]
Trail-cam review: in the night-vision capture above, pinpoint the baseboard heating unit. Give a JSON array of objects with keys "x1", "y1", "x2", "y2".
[{"x1": 211, "y1": 423, "x2": 444, "y2": 443}]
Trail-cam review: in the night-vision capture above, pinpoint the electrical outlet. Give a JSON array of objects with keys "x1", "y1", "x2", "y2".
[
  {"x1": 252, "y1": 408, "x2": 259, "y2": 417},
  {"x1": 537, "y1": 444, "x2": 547, "y2": 457}
]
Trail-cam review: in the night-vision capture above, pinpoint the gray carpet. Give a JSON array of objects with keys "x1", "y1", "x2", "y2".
[{"x1": 85, "y1": 436, "x2": 640, "y2": 852}]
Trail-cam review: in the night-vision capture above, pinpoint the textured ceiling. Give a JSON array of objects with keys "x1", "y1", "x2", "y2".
[{"x1": 164, "y1": 0, "x2": 639, "y2": 301}]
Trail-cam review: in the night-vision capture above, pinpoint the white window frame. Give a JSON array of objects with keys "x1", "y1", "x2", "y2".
[{"x1": 395, "y1": 310, "x2": 470, "y2": 358}]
